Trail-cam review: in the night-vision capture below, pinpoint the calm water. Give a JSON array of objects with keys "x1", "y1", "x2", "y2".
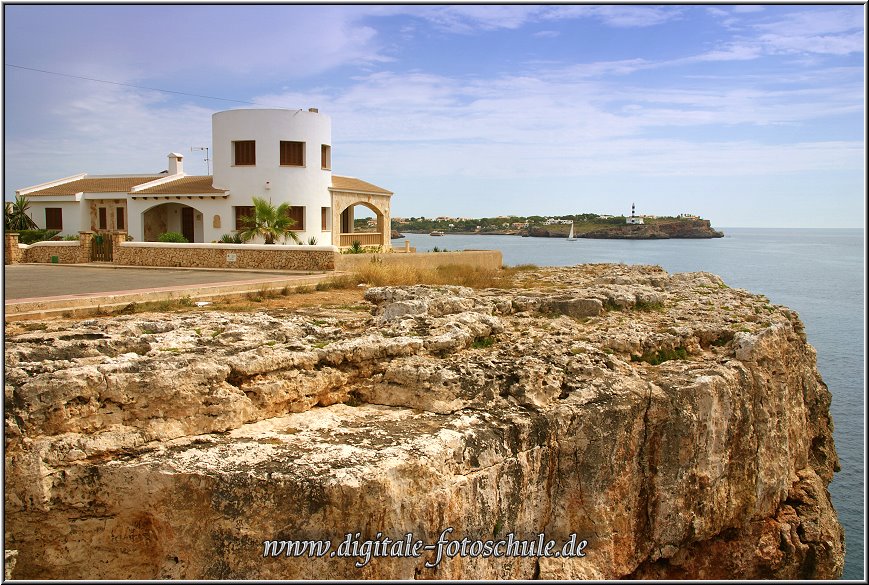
[{"x1": 405, "y1": 228, "x2": 864, "y2": 579}]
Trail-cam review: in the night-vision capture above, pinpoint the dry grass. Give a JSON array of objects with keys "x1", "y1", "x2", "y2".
[{"x1": 341, "y1": 263, "x2": 515, "y2": 289}]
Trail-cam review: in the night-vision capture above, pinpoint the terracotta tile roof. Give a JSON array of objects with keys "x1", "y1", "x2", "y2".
[
  {"x1": 24, "y1": 176, "x2": 163, "y2": 196},
  {"x1": 132, "y1": 175, "x2": 227, "y2": 195},
  {"x1": 331, "y1": 175, "x2": 392, "y2": 195}
]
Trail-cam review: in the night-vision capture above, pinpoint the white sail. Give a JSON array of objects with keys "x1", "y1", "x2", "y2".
[{"x1": 567, "y1": 223, "x2": 576, "y2": 240}]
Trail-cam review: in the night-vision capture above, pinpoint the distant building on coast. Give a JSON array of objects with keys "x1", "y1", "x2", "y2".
[{"x1": 16, "y1": 108, "x2": 393, "y2": 249}]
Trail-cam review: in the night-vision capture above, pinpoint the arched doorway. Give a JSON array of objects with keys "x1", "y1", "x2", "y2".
[
  {"x1": 142, "y1": 202, "x2": 204, "y2": 242},
  {"x1": 338, "y1": 201, "x2": 386, "y2": 248}
]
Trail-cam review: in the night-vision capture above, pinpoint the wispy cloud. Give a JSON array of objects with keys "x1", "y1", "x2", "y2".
[
  {"x1": 749, "y1": 7, "x2": 864, "y2": 55},
  {"x1": 543, "y1": 5, "x2": 683, "y2": 28}
]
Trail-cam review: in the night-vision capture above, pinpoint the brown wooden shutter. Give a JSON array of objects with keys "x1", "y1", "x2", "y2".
[
  {"x1": 321, "y1": 145, "x2": 331, "y2": 169},
  {"x1": 98, "y1": 207, "x2": 107, "y2": 230},
  {"x1": 45, "y1": 208, "x2": 63, "y2": 230},
  {"x1": 234, "y1": 141, "x2": 256, "y2": 165},
  {"x1": 280, "y1": 141, "x2": 304, "y2": 166},
  {"x1": 321, "y1": 207, "x2": 328, "y2": 230},
  {"x1": 288, "y1": 206, "x2": 305, "y2": 230},
  {"x1": 235, "y1": 206, "x2": 254, "y2": 230},
  {"x1": 116, "y1": 207, "x2": 125, "y2": 230}
]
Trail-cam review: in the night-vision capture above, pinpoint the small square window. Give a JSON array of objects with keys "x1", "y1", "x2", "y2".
[
  {"x1": 45, "y1": 208, "x2": 62, "y2": 230},
  {"x1": 280, "y1": 141, "x2": 305, "y2": 166},
  {"x1": 233, "y1": 141, "x2": 256, "y2": 166},
  {"x1": 235, "y1": 206, "x2": 254, "y2": 230},
  {"x1": 288, "y1": 206, "x2": 305, "y2": 230}
]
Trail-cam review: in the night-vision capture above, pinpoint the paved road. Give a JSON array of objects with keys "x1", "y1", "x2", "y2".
[{"x1": 3, "y1": 264, "x2": 314, "y2": 300}]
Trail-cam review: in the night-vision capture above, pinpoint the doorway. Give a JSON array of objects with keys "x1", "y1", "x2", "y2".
[{"x1": 181, "y1": 208, "x2": 195, "y2": 243}]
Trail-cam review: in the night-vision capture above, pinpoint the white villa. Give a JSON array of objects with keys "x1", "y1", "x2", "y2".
[{"x1": 16, "y1": 108, "x2": 393, "y2": 249}]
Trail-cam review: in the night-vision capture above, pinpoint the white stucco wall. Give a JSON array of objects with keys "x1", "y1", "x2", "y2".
[
  {"x1": 25, "y1": 199, "x2": 87, "y2": 236},
  {"x1": 211, "y1": 109, "x2": 332, "y2": 244}
]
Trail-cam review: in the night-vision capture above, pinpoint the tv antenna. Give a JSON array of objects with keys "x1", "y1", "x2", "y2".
[{"x1": 191, "y1": 146, "x2": 210, "y2": 175}]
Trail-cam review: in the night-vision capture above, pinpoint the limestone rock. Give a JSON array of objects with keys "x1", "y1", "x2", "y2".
[{"x1": 3, "y1": 264, "x2": 843, "y2": 579}]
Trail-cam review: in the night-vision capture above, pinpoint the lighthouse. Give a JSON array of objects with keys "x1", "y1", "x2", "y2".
[{"x1": 626, "y1": 202, "x2": 644, "y2": 225}]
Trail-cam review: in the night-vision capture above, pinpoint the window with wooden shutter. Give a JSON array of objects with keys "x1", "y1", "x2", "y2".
[
  {"x1": 98, "y1": 207, "x2": 108, "y2": 230},
  {"x1": 288, "y1": 206, "x2": 305, "y2": 230},
  {"x1": 45, "y1": 208, "x2": 62, "y2": 230},
  {"x1": 321, "y1": 207, "x2": 328, "y2": 230},
  {"x1": 280, "y1": 141, "x2": 305, "y2": 166},
  {"x1": 116, "y1": 207, "x2": 125, "y2": 230},
  {"x1": 235, "y1": 206, "x2": 254, "y2": 230},
  {"x1": 233, "y1": 141, "x2": 256, "y2": 166},
  {"x1": 321, "y1": 144, "x2": 331, "y2": 170}
]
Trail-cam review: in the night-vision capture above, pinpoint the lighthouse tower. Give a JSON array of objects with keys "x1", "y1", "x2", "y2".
[{"x1": 627, "y1": 202, "x2": 644, "y2": 225}]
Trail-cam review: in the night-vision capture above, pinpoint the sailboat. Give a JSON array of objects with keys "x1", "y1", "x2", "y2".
[{"x1": 566, "y1": 222, "x2": 577, "y2": 241}]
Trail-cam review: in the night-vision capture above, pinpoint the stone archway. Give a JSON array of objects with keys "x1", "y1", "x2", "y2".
[
  {"x1": 142, "y1": 202, "x2": 204, "y2": 243},
  {"x1": 330, "y1": 191, "x2": 391, "y2": 250}
]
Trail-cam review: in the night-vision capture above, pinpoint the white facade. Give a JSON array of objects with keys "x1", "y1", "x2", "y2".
[{"x1": 16, "y1": 108, "x2": 392, "y2": 248}]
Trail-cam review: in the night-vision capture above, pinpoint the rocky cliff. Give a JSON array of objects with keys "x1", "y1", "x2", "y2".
[{"x1": 4, "y1": 265, "x2": 842, "y2": 579}]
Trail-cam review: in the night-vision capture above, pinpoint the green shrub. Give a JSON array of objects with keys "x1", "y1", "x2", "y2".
[
  {"x1": 17, "y1": 229, "x2": 60, "y2": 244},
  {"x1": 308, "y1": 236, "x2": 318, "y2": 245},
  {"x1": 219, "y1": 233, "x2": 243, "y2": 244},
  {"x1": 471, "y1": 336, "x2": 496, "y2": 349},
  {"x1": 63, "y1": 234, "x2": 80, "y2": 241},
  {"x1": 157, "y1": 231, "x2": 189, "y2": 243}
]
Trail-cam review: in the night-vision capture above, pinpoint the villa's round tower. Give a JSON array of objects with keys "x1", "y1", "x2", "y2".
[{"x1": 212, "y1": 108, "x2": 332, "y2": 243}]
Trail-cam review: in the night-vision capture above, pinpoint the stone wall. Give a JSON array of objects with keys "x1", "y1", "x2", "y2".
[
  {"x1": 114, "y1": 242, "x2": 336, "y2": 271},
  {"x1": 335, "y1": 249, "x2": 502, "y2": 272},
  {"x1": 19, "y1": 241, "x2": 86, "y2": 264}
]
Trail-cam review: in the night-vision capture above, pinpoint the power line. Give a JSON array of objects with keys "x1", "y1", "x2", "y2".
[{"x1": 4, "y1": 63, "x2": 290, "y2": 108}]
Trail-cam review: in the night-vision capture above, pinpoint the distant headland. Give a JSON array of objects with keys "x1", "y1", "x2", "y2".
[{"x1": 390, "y1": 209, "x2": 724, "y2": 240}]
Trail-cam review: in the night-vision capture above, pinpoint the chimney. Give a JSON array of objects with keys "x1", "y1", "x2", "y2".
[
  {"x1": 308, "y1": 107, "x2": 319, "y2": 113},
  {"x1": 168, "y1": 152, "x2": 184, "y2": 175}
]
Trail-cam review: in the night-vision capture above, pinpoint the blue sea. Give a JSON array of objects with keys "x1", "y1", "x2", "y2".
[{"x1": 403, "y1": 228, "x2": 864, "y2": 580}]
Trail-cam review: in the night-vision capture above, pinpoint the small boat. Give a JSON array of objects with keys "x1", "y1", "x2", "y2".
[
  {"x1": 566, "y1": 223, "x2": 577, "y2": 241},
  {"x1": 430, "y1": 230, "x2": 444, "y2": 236}
]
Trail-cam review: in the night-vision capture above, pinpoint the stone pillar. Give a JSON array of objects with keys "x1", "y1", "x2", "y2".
[
  {"x1": 78, "y1": 231, "x2": 94, "y2": 263},
  {"x1": 4, "y1": 232, "x2": 21, "y2": 264},
  {"x1": 404, "y1": 240, "x2": 410, "y2": 253},
  {"x1": 111, "y1": 231, "x2": 127, "y2": 264}
]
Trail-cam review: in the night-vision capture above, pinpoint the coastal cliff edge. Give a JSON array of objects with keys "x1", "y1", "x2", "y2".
[{"x1": 4, "y1": 264, "x2": 842, "y2": 579}]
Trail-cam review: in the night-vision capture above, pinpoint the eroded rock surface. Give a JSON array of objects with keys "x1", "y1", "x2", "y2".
[{"x1": 4, "y1": 264, "x2": 843, "y2": 579}]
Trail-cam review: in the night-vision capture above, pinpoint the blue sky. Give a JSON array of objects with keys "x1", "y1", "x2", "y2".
[{"x1": 3, "y1": 4, "x2": 865, "y2": 227}]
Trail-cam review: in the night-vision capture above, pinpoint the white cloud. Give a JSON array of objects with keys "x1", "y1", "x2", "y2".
[
  {"x1": 751, "y1": 8, "x2": 865, "y2": 55},
  {"x1": 543, "y1": 6, "x2": 682, "y2": 28},
  {"x1": 381, "y1": 5, "x2": 683, "y2": 34}
]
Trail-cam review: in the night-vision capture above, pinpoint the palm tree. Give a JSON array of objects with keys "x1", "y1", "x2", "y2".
[
  {"x1": 238, "y1": 197, "x2": 300, "y2": 245},
  {"x1": 4, "y1": 194, "x2": 38, "y2": 231}
]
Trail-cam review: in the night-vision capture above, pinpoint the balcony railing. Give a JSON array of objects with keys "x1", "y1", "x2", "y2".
[{"x1": 339, "y1": 232, "x2": 383, "y2": 247}]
